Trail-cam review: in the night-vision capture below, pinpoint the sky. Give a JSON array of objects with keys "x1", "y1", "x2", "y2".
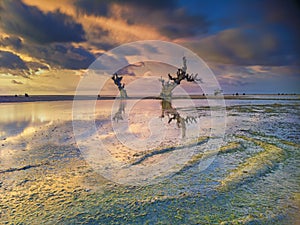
[{"x1": 0, "y1": 0, "x2": 299, "y2": 95}]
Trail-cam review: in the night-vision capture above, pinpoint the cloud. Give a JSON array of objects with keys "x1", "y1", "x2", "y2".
[
  {"x1": 183, "y1": 0, "x2": 300, "y2": 67},
  {"x1": 0, "y1": 36, "x2": 22, "y2": 49},
  {"x1": 0, "y1": 120, "x2": 31, "y2": 137},
  {"x1": 0, "y1": 49, "x2": 49, "y2": 77},
  {"x1": 74, "y1": 0, "x2": 110, "y2": 17},
  {"x1": 74, "y1": 0, "x2": 177, "y2": 17},
  {"x1": 26, "y1": 61, "x2": 49, "y2": 71},
  {"x1": 115, "y1": 5, "x2": 208, "y2": 39},
  {"x1": 157, "y1": 8, "x2": 208, "y2": 38},
  {"x1": 208, "y1": 62, "x2": 300, "y2": 93},
  {"x1": 0, "y1": 0, "x2": 96, "y2": 69},
  {"x1": 0, "y1": 35, "x2": 95, "y2": 69},
  {"x1": 116, "y1": 62, "x2": 145, "y2": 76},
  {"x1": 257, "y1": 0, "x2": 300, "y2": 41},
  {"x1": 209, "y1": 63, "x2": 253, "y2": 86},
  {"x1": 74, "y1": 0, "x2": 208, "y2": 39},
  {"x1": 0, "y1": 69, "x2": 84, "y2": 95},
  {"x1": 25, "y1": 43, "x2": 96, "y2": 69},
  {"x1": 179, "y1": 28, "x2": 299, "y2": 66},
  {"x1": 11, "y1": 79, "x2": 23, "y2": 84},
  {"x1": 0, "y1": 0, "x2": 85, "y2": 43},
  {"x1": 0, "y1": 50, "x2": 27, "y2": 69}
]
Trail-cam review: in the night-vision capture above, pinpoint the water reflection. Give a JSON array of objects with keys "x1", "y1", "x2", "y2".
[
  {"x1": 160, "y1": 99, "x2": 199, "y2": 138},
  {"x1": 0, "y1": 102, "x2": 74, "y2": 123},
  {"x1": 112, "y1": 98, "x2": 200, "y2": 139},
  {"x1": 0, "y1": 101, "x2": 73, "y2": 138},
  {"x1": 0, "y1": 100, "x2": 120, "y2": 139},
  {"x1": 112, "y1": 100, "x2": 126, "y2": 122}
]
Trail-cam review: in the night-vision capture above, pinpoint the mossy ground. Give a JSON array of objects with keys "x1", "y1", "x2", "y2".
[{"x1": 219, "y1": 137, "x2": 286, "y2": 191}]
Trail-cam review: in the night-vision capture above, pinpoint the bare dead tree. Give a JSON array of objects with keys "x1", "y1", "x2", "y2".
[
  {"x1": 159, "y1": 77, "x2": 177, "y2": 100},
  {"x1": 159, "y1": 57, "x2": 202, "y2": 99},
  {"x1": 112, "y1": 73, "x2": 128, "y2": 98},
  {"x1": 167, "y1": 68, "x2": 202, "y2": 85},
  {"x1": 158, "y1": 57, "x2": 202, "y2": 138}
]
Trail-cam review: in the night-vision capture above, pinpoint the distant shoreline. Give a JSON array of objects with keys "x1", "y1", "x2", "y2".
[{"x1": 0, "y1": 94, "x2": 299, "y2": 103}]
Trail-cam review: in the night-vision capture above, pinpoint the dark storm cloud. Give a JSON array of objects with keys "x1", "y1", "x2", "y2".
[
  {"x1": 0, "y1": 38, "x2": 95, "y2": 69},
  {"x1": 74, "y1": 0, "x2": 177, "y2": 17},
  {"x1": 0, "y1": 1, "x2": 96, "y2": 69},
  {"x1": 0, "y1": 43, "x2": 94, "y2": 71},
  {"x1": 157, "y1": 9, "x2": 208, "y2": 38},
  {"x1": 121, "y1": 0, "x2": 177, "y2": 9},
  {"x1": 74, "y1": 0, "x2": 208, "y2": 39},
  {"x1": 74, "y1": 0, "x2": 110, "y2": 17},
  {"x1": 123, "y1": 11, "x2": 207, "y2": 39},
  {"x1": 0, "y1": 0, "x2": 86, "y2": 44},
  {"x1": 25, "y1": 43, "x2": 96, "y2": 69},
  {"x1": 120, "y1": 6, "x2": 208, "y2": 39},
  {"x1": 185, "y1": 27, "x2": 300, "y2": 66},
  {"x1": 0, "y1": 50, "x2": 50, "y2": 77},
  {"x1": 262, "y1": 0, "x2": 300, "y2": 59},
  {"x1": 185, "y1": 0, "x2": 300, "y2": 66},
  {"x1": 0, "y1": 36, "x2": 22, "y2": 49},
  {"x1": 85, "y1": 26, "x2": 113, "y2": 51},
  {"x1": 0, "y1": 50, "x2": 27, "y2": 69},
  {"x1": 92, "y1": 42, "x2": 116, "y2": 53}
]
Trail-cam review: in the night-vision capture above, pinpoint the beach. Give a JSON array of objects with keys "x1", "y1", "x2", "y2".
[
  {"x1": 0, "y1": 94, "x2": 299, "y2": 103},
  {"x1": 0, "y1": 96, "x2": 299, "y2": 224}
]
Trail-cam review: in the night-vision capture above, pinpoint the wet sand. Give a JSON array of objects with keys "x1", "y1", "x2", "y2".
[{"x1": 0, "y1": 99, "x2": 299, "y2": 224}]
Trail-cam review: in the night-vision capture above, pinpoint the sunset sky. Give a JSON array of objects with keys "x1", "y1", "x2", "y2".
[{"x1": 0, "y1": 0, "x2": 299, "y2": 95}]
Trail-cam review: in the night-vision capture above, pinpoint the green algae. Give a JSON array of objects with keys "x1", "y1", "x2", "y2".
[
  {"x1": 239, "y1": 130, "x2": 300, "y2": 152},
  {"x1": 219, "y1": 137, "x2": 286, "y2": 191},
  {"x1": 174, "y1": 141, "x2": 243, "y2": 175},
  {"x1": 219, "y1": 141, "x2": 242, "y2": 154},
  {"x1": 226, "y1": 103, "x2": 300, "y2": 115},
  {"x1": 1, "y1": 163, "x2": 296, "y2": 225}
]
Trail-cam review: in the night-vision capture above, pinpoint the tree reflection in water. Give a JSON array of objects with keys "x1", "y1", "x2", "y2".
[
  {"x1": 112, "y1": 100, "x2": 126, "y2": 122},
  {"x1": 112, "y1": 57, "x2": 200, "y2": 138}
]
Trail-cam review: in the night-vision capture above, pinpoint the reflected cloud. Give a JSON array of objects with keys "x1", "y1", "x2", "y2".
[{"x1": 0, "y1": 101, "x2": 74, "y2": 138}]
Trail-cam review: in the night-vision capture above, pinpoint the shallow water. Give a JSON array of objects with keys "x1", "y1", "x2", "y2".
[{"x1": 0, "y1": 97, "x2": 299, "y2": 224}]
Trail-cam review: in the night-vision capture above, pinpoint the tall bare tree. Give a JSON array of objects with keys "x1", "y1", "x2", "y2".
[
  {"x1": 112, "y1": 73, "x2": 128, "y2": 98},
  {"x1": 159, "y1": 57, "x2": 201, "y2": 138},
  {"x1": 159, "y1": 57, "x2": 201, "y2": 99}
]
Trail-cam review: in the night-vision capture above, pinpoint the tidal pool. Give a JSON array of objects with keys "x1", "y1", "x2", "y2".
[{"x1": 0, "y1": 97, "x2": 299, "y2": 224}]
